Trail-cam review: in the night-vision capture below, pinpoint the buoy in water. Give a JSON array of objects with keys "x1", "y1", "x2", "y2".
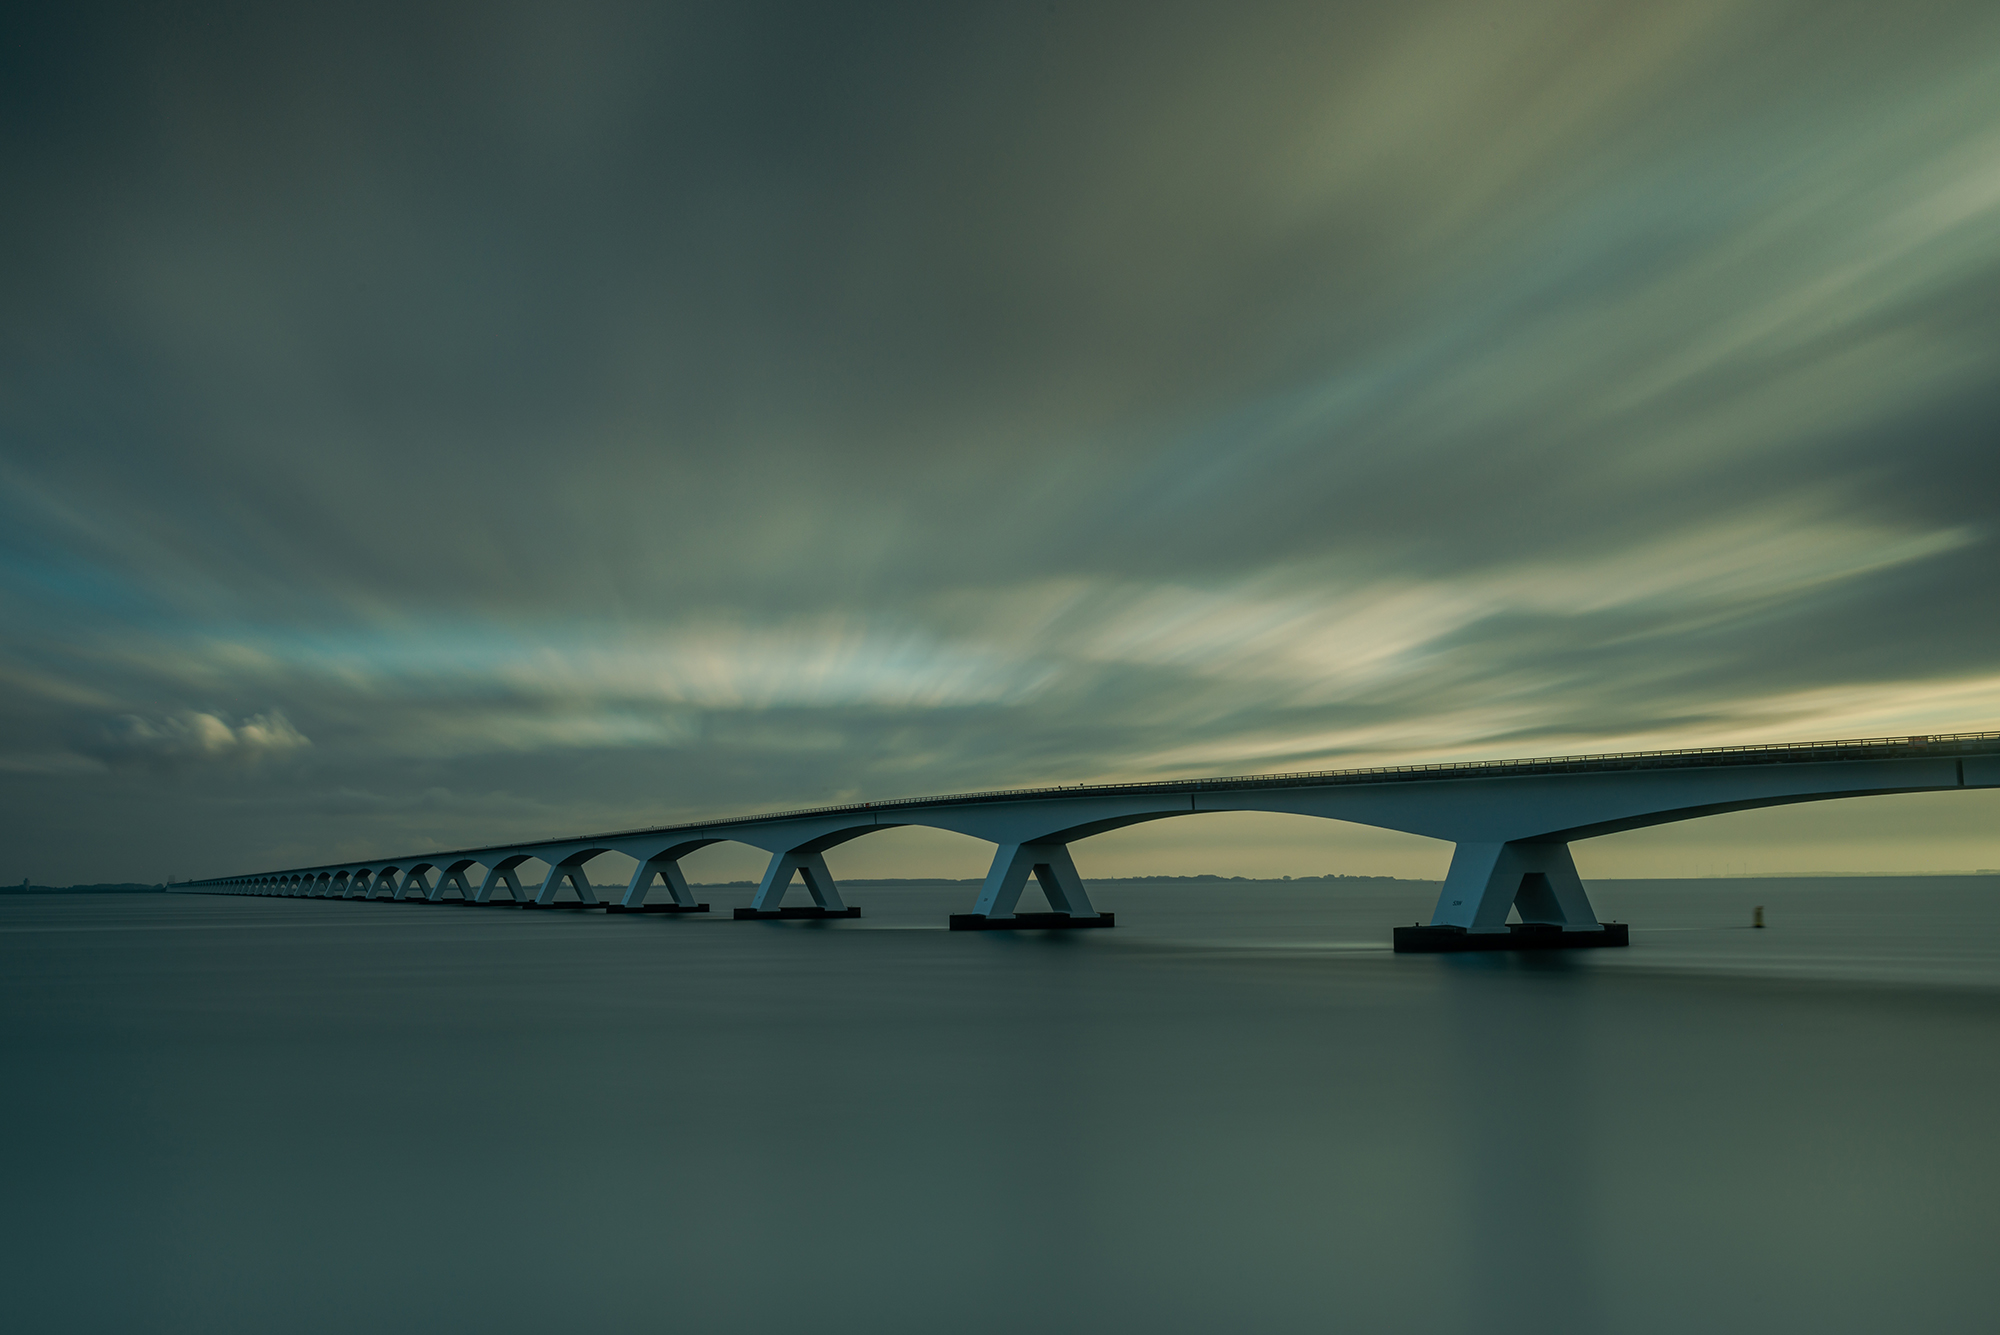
[{"x1": 1753, "y1": 905, "x2": 1765, "y2": 929}]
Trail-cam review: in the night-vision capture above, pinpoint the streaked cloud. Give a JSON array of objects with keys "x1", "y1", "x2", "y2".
[
  {"x1": 2, "y1": 0, "x2": 1998, "y2": 880},
  {"x1": 83, "y1": 709, "x2": 310, "y2": 768}
]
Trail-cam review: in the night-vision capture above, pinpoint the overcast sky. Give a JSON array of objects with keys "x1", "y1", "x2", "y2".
[{"x1": 5, "y1": 0, "x2": 1999, "y2": 885}]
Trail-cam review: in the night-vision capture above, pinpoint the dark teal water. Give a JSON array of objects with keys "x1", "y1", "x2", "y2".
[{"x1": 3, "y1": 877, "x2": 1997, "y2": 1334}]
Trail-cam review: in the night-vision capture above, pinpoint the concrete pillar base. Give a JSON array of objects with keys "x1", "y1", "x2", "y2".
[
  {"x1": 1393, "y1": 922, "x2": 1628, "y2": 953},
  {"x1": 733, "y1": 906, "x2": 860, "y2": 920},
  {"x1": 949, "y1": 912, "x2": 1115, "y2": 930}
]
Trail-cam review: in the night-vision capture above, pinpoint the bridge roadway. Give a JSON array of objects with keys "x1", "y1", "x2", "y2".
[{"x1": 182, "y1": 729, "x2": 2000, "y2": 949}]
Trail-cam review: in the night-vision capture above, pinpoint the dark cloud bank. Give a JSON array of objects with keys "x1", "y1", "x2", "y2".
[{"x1": 4, "y1": 0, "x2": 2000, "y2": 882}]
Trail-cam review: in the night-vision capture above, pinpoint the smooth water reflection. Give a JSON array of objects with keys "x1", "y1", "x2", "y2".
[{"x1": 2, "y1": 878, "x2": 1996, "y2": 1333}]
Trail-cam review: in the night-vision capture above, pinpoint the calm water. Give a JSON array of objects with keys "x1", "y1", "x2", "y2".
[{"x1": 4, "y1": 877, "x2": 1998, "y2": 1334}]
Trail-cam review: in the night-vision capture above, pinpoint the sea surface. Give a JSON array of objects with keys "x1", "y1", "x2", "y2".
[{"x1": 4, "y1": 876, "x2": 1998, "y2": 1334}]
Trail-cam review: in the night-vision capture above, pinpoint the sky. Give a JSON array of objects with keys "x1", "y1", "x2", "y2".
[{"x1": 4, "y1": 0, "x2": 2000, "y2": 887}]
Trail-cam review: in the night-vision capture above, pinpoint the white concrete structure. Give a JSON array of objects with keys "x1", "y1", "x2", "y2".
[{"x1": 183, "y1": 731, "x2": 2000, "y2": 936}]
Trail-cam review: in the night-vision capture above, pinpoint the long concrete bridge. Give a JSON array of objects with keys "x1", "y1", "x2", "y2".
[{"x1": 181, "y1": 729, "x2": 2000, "y2": 949}]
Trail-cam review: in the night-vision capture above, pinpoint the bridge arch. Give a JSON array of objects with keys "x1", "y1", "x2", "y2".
[
  {"x1": 428, "y1": 858, "x2": 481, "y2": 901},
  {"x1": 184, "y1": 733, "x2": 2000, "y2": 937},
  {"x1": 473, "y1": 853, "x2": 535, "y2": 903},
  {"x1": 612, "y1": 838, "x2": 723, "y2": 909}
]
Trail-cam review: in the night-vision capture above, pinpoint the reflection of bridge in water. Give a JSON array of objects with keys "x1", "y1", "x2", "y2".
[{"x1": 181, "y1": 730, "x2": 2000, "y2": 951}]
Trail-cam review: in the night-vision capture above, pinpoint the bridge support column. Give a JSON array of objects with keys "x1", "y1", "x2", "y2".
[
  {"x1": 951, "y1": 842, "x2": 1114, "y2": 930},
  {"x1": 533, "y1": 856, "x2": 600, "y2": 908},
  {"x1": 1397, "y1": 841, "x2": 1626, "y2": 952},
  {"x1": 394, "y1": 868, "x2": 433, "y2": 901},
  {"x1": 614, "y1": 854, "x2": 709, "y2": 914},
  {"x1": 475, "y1": 860, "x2": 529, "y2": 905},
  {"x1": 736, "y1": 850, "x2": 858, "y2": 920},
  {"x1": 431, "y1": 863, "x2": 474, "y2": 902}
]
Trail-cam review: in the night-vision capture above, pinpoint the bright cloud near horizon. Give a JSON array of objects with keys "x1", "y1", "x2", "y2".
[{"x1": 4, "y1": 0, "x2": 2000, "y2": 885}]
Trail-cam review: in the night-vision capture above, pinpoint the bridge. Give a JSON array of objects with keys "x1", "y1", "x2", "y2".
[{"x1": 180, "y1": 729, "x2": 2000, "y2": 950}]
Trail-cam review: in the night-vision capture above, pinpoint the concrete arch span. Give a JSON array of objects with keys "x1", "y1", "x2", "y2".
[
  {"x1": 902, "y1": 753, "x2": 1988, "y2": 930},
  {"x1": 612, "y1": 838, "x2": 722, "y2": 910},
  {"x1": 427, "y1": 858, "x2": 481, "y2": 901},
  {"x1": 474, "y1": 854, "x2": 534, "y2": 904},
  {"x1": 748, "y1": 751, "x2": 1995, "y2": 928},
  {"x1": 519, "y1": 828, "x2": 881, "y2": 910},
  {"x1": 178, "y1": 733, "x2": 2000, "y2": 939}
]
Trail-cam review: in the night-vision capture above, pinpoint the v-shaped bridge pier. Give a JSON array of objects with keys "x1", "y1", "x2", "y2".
[{"x1": 182, "y1": 731, "x2": 2000, "y2": 950}]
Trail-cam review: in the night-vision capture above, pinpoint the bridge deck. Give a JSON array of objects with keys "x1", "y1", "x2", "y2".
[
  {"x1": 192, "y1": 728, "x2": 2000, "y2": 884},
  {"x1": 533, "y1": 728, "x2": 2000, "y2": 843}
]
